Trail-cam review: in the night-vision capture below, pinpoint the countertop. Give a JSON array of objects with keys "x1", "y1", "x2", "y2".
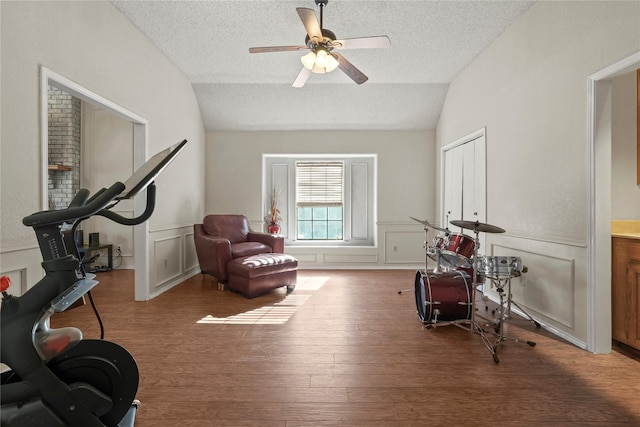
[{"x1": 612, "y1": 220, "x2": 640, "y2": 240}]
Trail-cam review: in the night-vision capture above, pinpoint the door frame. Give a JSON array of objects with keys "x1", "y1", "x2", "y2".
[
  {"x1": 40, "y1": 66, "x2": 151, "y2": 301},
  {"x1": 587, "y1": 51, "x2": 640, "y2": 353}
]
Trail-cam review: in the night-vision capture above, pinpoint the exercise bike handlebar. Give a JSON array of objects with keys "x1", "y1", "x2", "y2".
[
  {"x1": 95, "y1": 183, "x2": 156, "y2": 226},
  {"x1": 22, "y1": 182, "x2": 126, "y2": 227}
]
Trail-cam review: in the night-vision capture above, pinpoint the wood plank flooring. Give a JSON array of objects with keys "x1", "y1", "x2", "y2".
[{"x1": 51, "y1": 269, "x2": 640, "y2": 426}]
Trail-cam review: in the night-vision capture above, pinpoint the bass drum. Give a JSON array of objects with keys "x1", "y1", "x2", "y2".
[{"x1": 414, "y1": 270, "x2": 472, "y2": 323}]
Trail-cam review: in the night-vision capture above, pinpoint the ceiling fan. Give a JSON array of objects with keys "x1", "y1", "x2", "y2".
[{"x1": 249, "y1": 0, "x2": 390, "y2": 88}]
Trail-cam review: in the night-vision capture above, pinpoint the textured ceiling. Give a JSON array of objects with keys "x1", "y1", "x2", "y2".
[{"x1": 111, "y1": 0, "x2": 535, "y2": 131}]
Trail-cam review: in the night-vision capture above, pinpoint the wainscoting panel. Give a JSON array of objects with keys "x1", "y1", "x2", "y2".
[
  {"x1": 384, "y1": 230, "x2": 425, "y2": 264},
  {"x1": 0, "y1": 245, "x2": 45, "y2": 296},
  {"x1": 289, "y1": 253, "x2": 318, "y2": 264},
  {"x1": 184, "y1": 231, "x2": 198, "y2": 272},
  {"x1": 324, "y1": 253, "x2": 378, "y2": 264},
  {"x1": 487, "y1": 244, "x2": 576, "y2": 329},
  {"x1": 153, "y1": 235, "x2": 183, "y2": 290}
]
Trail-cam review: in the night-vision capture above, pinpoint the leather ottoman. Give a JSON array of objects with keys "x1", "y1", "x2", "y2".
[{"x1": 227, "y1": 253, "x2": 297, "y2": 299}]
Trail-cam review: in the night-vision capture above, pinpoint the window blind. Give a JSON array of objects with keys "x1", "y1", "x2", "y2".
[{"x1": 296, "y1": 161, "x2": 344, "y2": 206}]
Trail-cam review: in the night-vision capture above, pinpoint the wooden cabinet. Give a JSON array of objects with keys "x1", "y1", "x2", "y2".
[{"x1": 612, "y1": 236, "x2": 640, "y2": 350}]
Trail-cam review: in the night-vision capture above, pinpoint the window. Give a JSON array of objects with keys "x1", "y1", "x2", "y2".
[
  {"x1": 298, "y1": 207, "x2": 343, "y2": 240},
  {"x1": 296, "y1": 161, "x2": 343, "y2": 240},
  {"x1": 263, "y1": 154, "x2": 376, "y2": 246}
]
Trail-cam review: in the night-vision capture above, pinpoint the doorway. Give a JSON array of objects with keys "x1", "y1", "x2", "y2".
[
  {"x1": 588, "y1": 51, "x2": 640, "y2": 353},
  {"x1": 40, "y1": 66, "x2": 151, "y2": 301}
]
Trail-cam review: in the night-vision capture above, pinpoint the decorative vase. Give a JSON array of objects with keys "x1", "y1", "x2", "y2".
[{"x1": 267, "y1": 223, "x2": 280, "y2": 234}]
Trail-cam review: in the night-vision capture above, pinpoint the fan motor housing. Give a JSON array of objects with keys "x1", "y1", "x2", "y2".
[{"x1": 305, "y1": 28, "x2": 337, "y2": 48}]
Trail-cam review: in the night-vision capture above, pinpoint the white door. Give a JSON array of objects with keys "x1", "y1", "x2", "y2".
[
  {"x1": 442, "y1": 130, "x2": 487, "y2": 250},
  {"x1": 443, "y1": 145, "x2": 463, "y2": 228}
]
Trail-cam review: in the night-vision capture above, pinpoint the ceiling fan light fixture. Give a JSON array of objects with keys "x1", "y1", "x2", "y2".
[
  {"x1": 315, "y1": 49, "x2": 328, "y2": 66},
  {"x1": 301, "y1": 51, "x2": 316, "y2": 70},
  {"x1": 325, "y1": 53, "x2": 339, "y2": 72},
  {"x1": 302, "y1": 48, "x2": 339, "y2": 74}
]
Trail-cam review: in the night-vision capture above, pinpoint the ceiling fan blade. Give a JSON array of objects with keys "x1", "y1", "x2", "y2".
[
  {"x1": 332, "y1": 36, "x2": 391, "y2": 50},
  {"x1": 296, "y1": 8, "x2": 322, "y2": 43},
  {"x1": 249, "y1": 45, "x2": 308, "y2": 54},
  {"x1": 292, "y1": 67, "x2": 312, "y2": 88},
  {"x1": 331, "y1": 52, "x2": 368, "y2": 85}
]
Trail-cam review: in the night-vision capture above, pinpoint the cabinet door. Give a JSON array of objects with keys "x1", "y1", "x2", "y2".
[
  {"x1": 612, "y1": 237, "x2": 640, "y2": 350},
  {"x1": 626, "y1": 262, "x2": 640, "y2": 348}
]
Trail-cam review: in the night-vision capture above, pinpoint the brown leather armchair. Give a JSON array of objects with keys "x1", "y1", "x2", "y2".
[{"x1": 194, "y1": 214, "x2": 284, "y2": 284}]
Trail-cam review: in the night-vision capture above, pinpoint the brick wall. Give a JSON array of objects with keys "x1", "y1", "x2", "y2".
[{"x1": 48, "y1": 86, "x2": 81, "y2": 210}]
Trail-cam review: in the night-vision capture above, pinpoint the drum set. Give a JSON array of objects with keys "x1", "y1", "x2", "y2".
[{"x1": 408, "y1": 217, "x2": 540, "y2": 363}]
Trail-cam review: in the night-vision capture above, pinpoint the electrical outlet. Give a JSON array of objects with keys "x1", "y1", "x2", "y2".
[{"x1": 116, "y1": 245, "x2": 122, "y2": 253}]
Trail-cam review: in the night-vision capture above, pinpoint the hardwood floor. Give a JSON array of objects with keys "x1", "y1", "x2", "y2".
[{"x1": 51, "y1": 269, "x2": 640, "y2": 426}]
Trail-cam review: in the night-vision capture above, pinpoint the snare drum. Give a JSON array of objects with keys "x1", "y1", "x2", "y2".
[
  {"x1": 478, "y1": 256, "x2": 524, "y2": 278},
  {"x1": 440, "y1": 233, "x2": 475, "y2": 268},
  {"x1": 414, "y1": 270, "x2": 472, "y2": 323}
]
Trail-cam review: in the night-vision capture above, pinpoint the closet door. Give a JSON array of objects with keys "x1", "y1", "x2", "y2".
[
  {"x1": 443, "y1": 146, "x2": 463, "y2": 228},
  {"x1": 463, "y1": 135, "x2": 486, "y2": 224},
  {"x1": 442, "y1": 131, "x2": 486, "y2": 248}
]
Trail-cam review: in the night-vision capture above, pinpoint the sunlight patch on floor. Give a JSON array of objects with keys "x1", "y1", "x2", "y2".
[
  {"x1": 197, "y1": 293, "x2": 312, "y2": 325},
  {"x1": 294, "y1": 275, "x2": 329, "y2": 291}
]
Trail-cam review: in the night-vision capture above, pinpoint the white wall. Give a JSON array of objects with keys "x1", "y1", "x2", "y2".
[
  {"x1": 611, "y1": 71, "x2": 640, "y2": 220},
  {"x1": 81, "y1": 104, "x2": 135, "y2": 269},
  {"x1": 206, "y1": 130, "x2": 435, "y2": 269},
  {"x1": 435, "y1": 1, "x2": 640, "y2": 347},
  {"x1": 0, "y1": 1, "x2": 206, "y2": 295}
]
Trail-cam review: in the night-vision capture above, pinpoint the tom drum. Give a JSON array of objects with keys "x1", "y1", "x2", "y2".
[{"x1": 440, "y1": 233, "x2": 476, "y2": 268}]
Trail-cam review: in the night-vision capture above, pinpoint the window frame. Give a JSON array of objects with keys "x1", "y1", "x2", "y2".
[{"x1": 263, "y1": 154, "x2": 376, "y2": 247}]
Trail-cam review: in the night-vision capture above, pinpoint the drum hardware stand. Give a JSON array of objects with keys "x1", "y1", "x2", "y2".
[
  {"x1": 483, "y1": 276, "x2": 537, "y2": 363},
  {"x1": 488, "y1": 274, "x2": 541, "y2": 329}
]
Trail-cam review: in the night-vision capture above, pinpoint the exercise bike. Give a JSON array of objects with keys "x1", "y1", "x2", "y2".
[{"x1": 1, "y1": 139, "x2": 187, "y2": 426}]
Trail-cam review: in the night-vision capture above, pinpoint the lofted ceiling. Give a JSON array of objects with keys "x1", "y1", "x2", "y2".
[{"x1": 111, "y1": 0, "x2": 535, "y2": 132}]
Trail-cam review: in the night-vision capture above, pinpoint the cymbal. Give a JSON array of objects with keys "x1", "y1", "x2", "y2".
[
  {"x1": 409, "y1": 217, "x2": 449, "y2": 233},
  {"x1": 450, "y1": 220, "x2": 505, "y2": 234}
]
